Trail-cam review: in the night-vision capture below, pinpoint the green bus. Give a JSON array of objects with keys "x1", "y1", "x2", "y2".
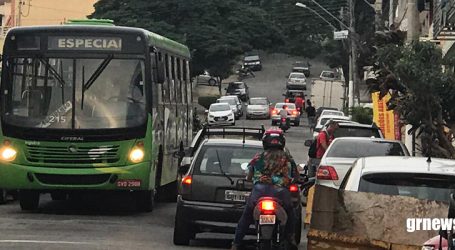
[{"x1": 0, "y1": 20, "x2": 193, "y2": 211}]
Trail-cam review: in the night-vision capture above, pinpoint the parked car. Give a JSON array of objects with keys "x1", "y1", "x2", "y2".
[
  {"x1": 225, "y1": 81, "x2": 249, "y2": 101},
  {"x1": 314, "y1": 107, "x2": 338, "y2": 121},
  {"x1": 313, "y1": 115, "x2": 351, "y2": 137},
  {"x1": 319, "y1": 70, "x2": 336, "y2": 80},
  {"x1": 340, "y1": 156, "x2": 455, "y2": 203},
  {"x1": 206, "y1": 103, "x2": 235, "y2": 126},
  {"x1": 286, "y1": 72, "x2": 307, "y2": 90},
  {"x1": 246, "y1": 97, "x2": 271, "y2": 119},
  {"x1": 219, "y1": 95, "x2": 243, "y2": 117},
  {"x1": 217, "y1": 97, "x2": 241, "y2": 119},
  {"x1": 316, "y1": 138, "x2": 409, "y2": 189},
  {"x1": 320, "y1": 109, "x2": 345, "y2": 117},
  {"x1": 271, "y1": 102, "x2": 300, "y2": 126},
  {"x1": 243, "y1": 55, "x2": 262, "y2": 71},
  {"x1": 313, "y1": 120, "x2": 384, "y2": 139},
  {"x1": 196, "y1": 70, "x2": 217, "y2": 86}
]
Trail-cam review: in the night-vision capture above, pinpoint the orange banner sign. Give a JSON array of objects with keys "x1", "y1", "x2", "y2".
[{"x1": 371, "y1": 92, "x2": 395, "y2": 140}]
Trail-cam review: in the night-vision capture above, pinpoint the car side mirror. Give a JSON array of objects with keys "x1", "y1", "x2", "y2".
[
  {"x1": 304, "y1": 139, "x2": 313, "y2": 147},
  {"x1": 205, "y1": 110, "x2": 209, "y2": 114}
]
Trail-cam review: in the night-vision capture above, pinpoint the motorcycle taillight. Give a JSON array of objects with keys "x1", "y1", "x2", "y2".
[
  {"x1": 281, "y1": 118, "x2": 286, "y2": 122},
  {"x1": 260, "y1": 200, "x2": 275, "y2": 214}
]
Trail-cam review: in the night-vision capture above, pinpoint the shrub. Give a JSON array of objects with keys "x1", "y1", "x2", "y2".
[
  {"x1": 349, "y1": 107, "x2": 373, "y2": 124},
  {"x1": 198, "y1": 95, "x2": 221, "y2": 110}
]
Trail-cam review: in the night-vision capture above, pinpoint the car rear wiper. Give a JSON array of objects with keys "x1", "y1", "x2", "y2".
[{"x1": 216, "y1": 150, "x2": 234, "y2": 185}]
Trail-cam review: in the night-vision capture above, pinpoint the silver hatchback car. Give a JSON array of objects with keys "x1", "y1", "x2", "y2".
[{"x1": 316, "y1": 138, "x2": 410, "y2": 189}]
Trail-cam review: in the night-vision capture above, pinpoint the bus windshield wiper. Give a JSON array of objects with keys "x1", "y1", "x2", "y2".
[
  {"x1": 81, "y1": 55, "x2": 113, "y2": 109},
  {"x1": 216, "y1": 150, "x2": 234, "y2": 185}
]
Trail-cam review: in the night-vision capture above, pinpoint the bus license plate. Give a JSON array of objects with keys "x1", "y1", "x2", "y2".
[
  {"x1": 225, "y1": 190, "x2": 250, "y2": 202},
  {"x1": 259, "y1": 215, "x2": 276, "y2": 225},
  {"x1": 116, "y1": 179, "x2": 141, "y2": 188}
]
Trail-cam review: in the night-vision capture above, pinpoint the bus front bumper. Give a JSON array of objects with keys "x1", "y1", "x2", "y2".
[{"x1": 0, "y1": 162, "x2": 153, "y2": 190}]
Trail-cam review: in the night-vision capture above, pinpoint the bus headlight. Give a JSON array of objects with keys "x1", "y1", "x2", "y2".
[
  {"x1": 0, "y1": 147, "x2": 17, "y2": 161},
  {"x1": 129, "y1": 148, "x2": 144, "y2": 163}
]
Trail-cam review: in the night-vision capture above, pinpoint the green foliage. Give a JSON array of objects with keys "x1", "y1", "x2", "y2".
[
  {"x1": 348, "y1": 107, "x2": 373, "y2": 124},
  {"x1": 371, "y1": 41, "x2": 455, "y2": 158},
  {"x1": 198, "y1": 95, "x2": 221, "y2": 110}
]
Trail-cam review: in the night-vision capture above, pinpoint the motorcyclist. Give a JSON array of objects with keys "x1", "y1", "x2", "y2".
[
  {"x1": 279, "y1": 105, "x2": 291, "y2": 128},
  {"x1": 231, "y1": 129, "x2": 299, "y2": 250}
]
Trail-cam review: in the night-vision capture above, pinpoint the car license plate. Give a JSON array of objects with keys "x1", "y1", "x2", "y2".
[
  {"x1": 116, "y1": 179, "x2": 141, "y2": 188},
  {"x1": 259, "y1": 215, "x2": 276, "y2": 225},
  {"x1": 225, "y1": 190, "x2": 250, "y2": 202}
]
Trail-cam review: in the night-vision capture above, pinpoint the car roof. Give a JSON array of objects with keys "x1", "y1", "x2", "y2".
[
  {"x1": 276, "y1": 102, "x2": 296, "y2": 106},
  {"x1": 359, "y1": 156, "x2": 455, "y2": 176},
  {"x1": 220, "y1": 95, "x2": 239, "y2": 99},
  {"x1": 250, "y1": 97, "x2": 268, "y2": 101},
  {"x1": 331, "y1": 137, "x2": 401, "y2": 144},
  {"x1": 319, "y1": 114, "x2": 350, "y2": 120},
  {"x1": 292, "y1": 66, "x2": 307, "y2": 69},
  {"x1": 290, "y1": 72, "x2": 305, "y2": 75},
  {"x1": 321, "y1": 70, "x2": 335, "y2": 73},
  {"x1": 211, "y1": 102, "x2": 230, "y2": 107},
  {"x1": 317, "y1": 107, "x2": 338, "y2": 111},
  {"x1": 202, "y1": 139, "x2": 263, "y2": 147},
  {"x1": 337, "y1": 122, "x2": 377, "y2": 128}
]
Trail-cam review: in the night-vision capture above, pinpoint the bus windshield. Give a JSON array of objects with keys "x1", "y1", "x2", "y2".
[{"x1": 3, "y1": 57, "x2": 146, "y2": 129}]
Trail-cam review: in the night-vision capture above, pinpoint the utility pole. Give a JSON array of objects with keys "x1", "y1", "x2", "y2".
[
  {"x1": 348, "y1": 0, "x2": 356, "y2": 111},
  {"x1": 389, "y1": 0, "x2": 395, "y2": 28},
  {"x1": 16, "y1": 0, "x2": 22, "y2": 27},
  {"x1": 405, "y1": 0, "x2": 420, "y2": 155}
]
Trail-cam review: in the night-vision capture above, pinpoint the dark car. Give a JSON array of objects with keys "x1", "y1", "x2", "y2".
[
  {"x1": 225, "y1": 81, "x2": 249, "y2": 101},
  {"x1": 243, "y1": 55, "x2": 262, "y2": 71},
  {"x1": 283, "y1": 90, "x2": 306, "y2": 103},
  {"x1": 173, "y1": 127, "x2": 303, "y2": 246}
]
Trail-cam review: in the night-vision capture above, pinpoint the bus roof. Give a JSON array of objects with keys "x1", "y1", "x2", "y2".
[
  {"x1": 5, "y1": 25, "x2": 191, "y2": 58},
  {"x1": 65, "y1": 19, "x2": 115, "y2": 26}
]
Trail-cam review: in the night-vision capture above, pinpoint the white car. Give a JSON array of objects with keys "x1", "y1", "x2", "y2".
[
  {"x1": 246, "y1": 97, "x2": 271, "y2": 119},
  {"x1": 316, "y1": 138, "x2": 410, "y2": 189},
  {"x1": 217, "y1": 97, "x2": 241, "y2": 119},
  {"x1": 313, "y1": 115, "x2": 351, "y2": 138},
  {"x1": 319, "y1": 70, "x2": 336, "y2": 80},
  {"x1": 320, "y1": 109, "x2": 345, "y2": 117},
  {"x1": 340, "y1": 156, "x2": 455, "y2": 202},
  {"x1": 206, "y1": 103, "x2": 235, "y2": 126},
  {"x1": 271, "y1": 102, "x2": 300, "y2": 126},
  {"x1": 219, "y1": 95, "x2": 243, "y2": 117},
  {"x1": 286, "y1": 72, "x2": 307, "y2": 90}
]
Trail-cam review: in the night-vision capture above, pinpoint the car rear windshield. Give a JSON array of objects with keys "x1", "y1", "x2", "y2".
[
  {"x1": 244, "y1": 56, "x2": 259, "y2": 61},
  {"x1": 334, "y1": 127, "x2": 381, "y2": 138},
  {"x1": 194, "y1": 145, "x2": 262, "y2": 176},
  {"x1": 358, "y1": 173, "x2": 455, "y2": 202},
  {"x1": 218, "y1": 99, "x2": 236, "y2": 105},
  {"x1": 326, "y1": 140, "x2": 406, "y2": 158},
  {"x1": 250, "y1": 99, "x2": 267, "y2": 105},
  {"x1": 228, "y1": 83, "x2": 244, "y2": 89},
  {"x1": 320, "y1": 117, "x2": 348, "y2": 126},
  {"x1": 322, "y1": 72, "x2": 335, "y2": 77},
  {"x1": 276, "y1": 103, "x2": 296, "y2": 109},
  {"x1": 290, "y1": 74, "x2": 305, "y2": 79}
]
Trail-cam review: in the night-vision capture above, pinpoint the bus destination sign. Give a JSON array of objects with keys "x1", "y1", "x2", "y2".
[{"x1": 48, "y1": 36, "x2": 122, "y2": 51}]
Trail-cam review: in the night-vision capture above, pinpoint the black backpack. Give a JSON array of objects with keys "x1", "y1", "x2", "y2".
[{"x1": 308, "y1": 139, "x2": 317, "y2": 158}]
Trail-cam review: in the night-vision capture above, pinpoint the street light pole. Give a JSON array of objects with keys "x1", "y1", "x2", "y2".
[
  {"x1": 295, "y1": 3, "x2": 338, "y2": 30},
  {"x1": 348, "y1": 0, "x2": 356, "y2": 111}
]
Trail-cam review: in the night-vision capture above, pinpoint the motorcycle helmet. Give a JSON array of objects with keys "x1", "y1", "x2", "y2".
[{"x1": 262, "y1": 129, "x2": 286, "y2": 150}]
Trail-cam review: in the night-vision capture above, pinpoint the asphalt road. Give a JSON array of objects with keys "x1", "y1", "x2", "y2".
[{"x1": 0, "y1": 53, "x2": 324, "y2": 250}]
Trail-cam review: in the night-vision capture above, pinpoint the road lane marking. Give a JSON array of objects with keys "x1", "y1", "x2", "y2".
[{"x1": 0, "y1": 240, "x2": 95, "y2": 245}]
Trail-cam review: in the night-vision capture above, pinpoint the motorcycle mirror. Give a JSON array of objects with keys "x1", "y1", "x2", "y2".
[
  {"x1": 240, "y1": 163, "x2": 249, "y2": 171},
  {"x1": 304, "y1": 139, "x2": 313, "y2": 147},
  {"x1": 205, "y1": 110, "x2": 209, "y2": 113}
]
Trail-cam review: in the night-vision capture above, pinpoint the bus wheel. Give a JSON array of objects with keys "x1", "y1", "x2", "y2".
[
  {"x1": 135, "y1": 190, "x2": 155, "y2": 212},
  {"x1": 19, "y1": 190, "x2": 40, "y2": 211},
  {"x1": 0, "y1": 189, "x2": 7, "y2": 204}
]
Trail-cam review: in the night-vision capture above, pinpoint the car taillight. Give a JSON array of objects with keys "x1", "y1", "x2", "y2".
[
  {"x1": 182, "y1": 176, "x2": 192, "y2": 185},
  {"x1": 292, "y1": 110, "x2": 298, "y2": 116},
  {"x1": 272, "y1": 109, "x2": 278, "y2": 115},
  {"x1": 297, "y1": 107, "x2": 300, "y2": 111},
  {"x1": 285, "y1": 99, "x2": 289, "y2": 103},
  {"x1": 260, "y1": 200, "x2": 275, "y2": 214},
  {"x1": 317, "y1": 166, "x2": 339, "y2": 180},
  {"x1": 289, "y1": 184, "x2": 298, "y2": 192}
]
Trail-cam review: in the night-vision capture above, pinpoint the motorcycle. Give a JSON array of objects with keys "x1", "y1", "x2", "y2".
[
  {"x1": 279, "y1": 117, "x2": 290, "y2": 132},
  {"x1": 252, "y1": 181, "x2": 304, "y2": 250}
]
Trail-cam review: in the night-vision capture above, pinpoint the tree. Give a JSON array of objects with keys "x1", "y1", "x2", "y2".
[{"x1": 369, "y1": 41, "x2": 455, "y2": 158}]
